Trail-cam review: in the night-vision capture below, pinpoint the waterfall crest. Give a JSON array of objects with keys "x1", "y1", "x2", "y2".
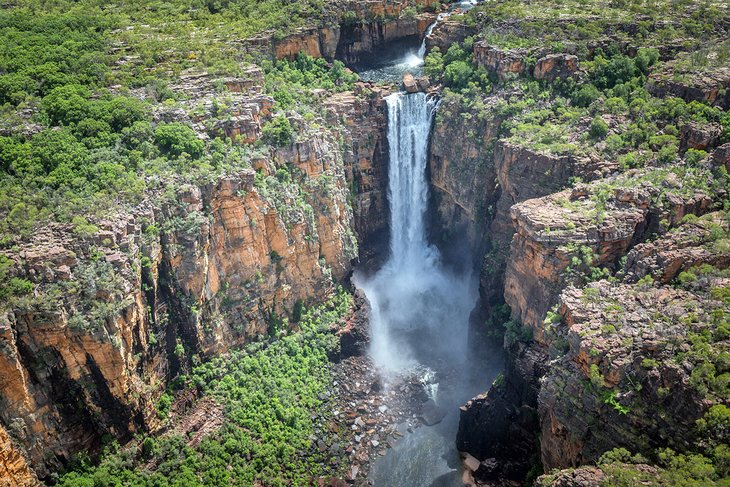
[{"x1": 355, "y1": 92, "x2": 477, "y2": 374}]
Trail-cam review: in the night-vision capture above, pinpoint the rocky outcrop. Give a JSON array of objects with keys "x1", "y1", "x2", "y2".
[
  {"x1": 533, "y1": 54, "x2": 579, "y2": 82},
  {"x1": 679, "y1": 122, "x2": 723, "y2": 152},
  {"x1": 425, "y1": 20, "x2": 476, "y2": 53},
  {"x1": 647, "y1": 67, "x2": 730, "y2": 109},
  {"x1": 537, "y1": 466, "x2": 606, "y2": 486},
  {"x1": 149, "y1": 67, "x2": 273, "y2": 145},
  {"x1": 624, "y1": 212, "x2": 730, "y2": 284},
  {"x1": 505, "y1": 174, "x2": 715, "y2": 336},
  {"x1": 457, "y1": 167, "x2": 723, "y2": 479},
  {"x1": 713, "y1": 142, "x2": 730, "y2": 171},
  {"x1": 473, "y1": 42, "x2": 528, "y2": 81},
  {"x1": 540, "y1": 270, "x2": 728, "y2": 469},
  {"x1": 335, "y1": 289, "x2": 371, "y2": 359},
  {"x1": 0, "y1": 426, "x2": 36, "y2": 486},
  {"x1": 479, "y1": 141, "x2": 610, "y2": 317}
]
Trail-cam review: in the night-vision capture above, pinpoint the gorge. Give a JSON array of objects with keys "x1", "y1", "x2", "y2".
[{"x1": 0, "y1": 0, "x2": 729, "y2": 486}]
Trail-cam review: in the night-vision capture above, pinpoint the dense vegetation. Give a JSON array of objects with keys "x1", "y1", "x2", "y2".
[
  {"x1": 56, "y1": 291, "x2": 351, "y2": 486},
  {"x1": 0, "y1": 1, "x2": 357, "y2": 244}
]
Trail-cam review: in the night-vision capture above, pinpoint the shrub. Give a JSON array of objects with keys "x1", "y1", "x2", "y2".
[
  {"x1": 424, "y1": 50, "x2": 444, "y2": 79},
  {"x1": 154, "y1": 123, "x2": 204, "y2": 158},
  {"x1": 261, "y1": 116, "x2": 293, "y2": 147},
  {"x1": 572, "y1": 83, "x2": 600, "y2": 107},
  {"x1": 444, "y1": 61, "x2": 474, "y2": 90},
  {"x1": 684, "y1": 148, "x2": 707, "y2": 165},
  {"x1": 589, "y1": 116, "x2": 609, "y2": 139}
]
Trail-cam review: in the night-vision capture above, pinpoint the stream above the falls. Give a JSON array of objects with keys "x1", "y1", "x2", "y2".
[{"x1": 356, "y1": 0, "x2": 479, "y2": 84}]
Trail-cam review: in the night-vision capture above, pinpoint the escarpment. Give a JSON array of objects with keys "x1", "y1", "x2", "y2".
[
  {"x1": 2, "y1": 0, "x2": 730, "y2": 483},
  {"x1": 246, "y1": 0, "x2": 441, "y2": 65},
  {"x1": 0, "y1": 74, "x2": 390, "y2": 479}
]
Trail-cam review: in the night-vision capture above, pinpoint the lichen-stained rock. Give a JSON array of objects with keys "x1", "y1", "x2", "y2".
[
  {"x1": 536, "y1": 465, "x2": 606, "y2": 487},
  {"x1": 425, "y1": 20, "x2": 476, "y2": 53},
  {"x1": 274, "y1": 27, "x2": 337, "y2": 60},
  {"x1": 647, "y1": 66, "x2": 730, "y2": 109},
  {"x1": 713, "y1": 142, "x2": 730, "y2": 171},
  {"x1": 537, "y1": 463, "x2": 664, "y2": 487},
  {"x1": 625, "y1": 212, "x2": 730, "y2": 284},
  {"x1": 539, "y1": 275, "x2": 729, "y2": 469},
  {"x1": 504, "y1": 169, "x2": 717, "y2": 337},
  {"x1": 679, "y1": 122, "x2": 723, "y2": 152},
  {"x1": 149, "y1": 68, "x2": 273, "y2": 145},
  {"x1": 533, "y1": 53, "x2": 579, "y2": 82},
  {"x1": 236, "y1": 0, "x2": 440, "y2": 61},
  {"x1": 0, "y1": 216, "x2": 158, "y2": 478},
  {"x1": 473, "y1": 42, "x2": 528, "y2": 81}
]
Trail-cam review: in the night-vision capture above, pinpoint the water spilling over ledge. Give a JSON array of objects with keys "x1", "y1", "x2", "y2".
[{"x1": 355, "y1": 92, "x2": 478, "y2": 376}]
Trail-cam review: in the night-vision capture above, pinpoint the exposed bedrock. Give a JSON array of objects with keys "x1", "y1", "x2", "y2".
[
  {"x1": 262, "y1": 0, "x2": 440, "y2": 65},
  {"x1": 456, "y1": 167, "x2": 726, "y2": 480},
  {"x1": 0, "y1": 81, "x2": 391, "y2": 479}
]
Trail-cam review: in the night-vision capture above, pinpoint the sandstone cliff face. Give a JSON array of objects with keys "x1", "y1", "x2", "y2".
[
  {"x1": 324, "y1": 84, "x2": 392, "y2": 249},
  {"x1": 428, "y1": 95, "x2": 502, "y2": 257},
  {"x1": 473, "y1": 42, "x2": 528, "y2": 81},
  {"x1": 336, "y1": 14, "x2": 436, "y2": 67},
  {"x1": 504, "y1": 175, "x2": 715, "y2": 336},
  {"x1": 456, "y1": 166, "x2": 724, "y2": 480},
  {"x1": 0, "y1": 78, "x2": 390, "y2": 479},
  {"x1": 425, "y1": 20, "x2": 476, "y2": 53},
  {"x1": 269, "y1": 0, "x2": 439, "y2": 63},
  {"x1": 537, "y1": 212, "x2": 729, "y2": 468},
  {"x1": 647, "y1": 67, "x2": 730, "y2": 110},
  {"x1": 0, "y1": 426, "x2": 36, "y2": 486}
]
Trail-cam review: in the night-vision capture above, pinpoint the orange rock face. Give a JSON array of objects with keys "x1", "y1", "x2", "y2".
[
  {"x1": 473, "y1": 42, "x2": 527, "y2": 81},
  {"x1": 0, "y1": 81, "x2": 391, "y2": 480},
  {"x1": 0, "y1": 426, "x2": 36, "y2": 486}
]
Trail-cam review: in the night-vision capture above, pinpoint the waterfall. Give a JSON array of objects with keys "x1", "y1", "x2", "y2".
[
  {"x1": 417, "y1": 12, "x2": 450, "y2": 59},
  {"x1": 355, "y1": 92, "x2": 477, "y2": 375},
  {"x1": 386, "y1": 92, "x2": 438, "y2": 269},
  {"x1": 416, "y1": 20, "x2": 438, "y2": 59}
]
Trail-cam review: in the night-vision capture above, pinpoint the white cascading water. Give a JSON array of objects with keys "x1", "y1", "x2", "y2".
[
  {"x1": 416, "y1": 15, "x2": 444, "y2": 59},
  {"x1": 355, "y1": 92, "x2": 477, "y2": 376}
]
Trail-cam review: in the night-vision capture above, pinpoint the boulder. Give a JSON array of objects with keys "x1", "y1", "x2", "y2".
[
  {"x1": 415, "y1": 76, "x2": 430, "y2": 91},
  {"x1": 463, "y1": 453, "x2": 481, "y2": 472},
  {"x1": 713, "y1": 142, "x2": 730, "y2": 171},
  {"x1": 402, "y1": 73, "x2": 419, "y2": 93},
  {"x1": 679, "y1": 122, "x2": 722, "y2": 152},
  {"x1": 418, "y1": 399, "x2": 446, "y2": 425}
]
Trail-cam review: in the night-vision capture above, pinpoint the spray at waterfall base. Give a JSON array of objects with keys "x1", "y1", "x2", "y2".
[{"x1": 354, "y1": 92, "x2": 478, "y2": 385}]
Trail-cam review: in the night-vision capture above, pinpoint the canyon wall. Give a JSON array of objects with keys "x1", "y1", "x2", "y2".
[
  {"x1": 238, "y1": 0, "x2": 440, "y2": 65},
  {"x1": 426, "y1": 37, "x2": 728, "y2": 482},
  {"x1": 455, "y1": 170, "x2": 726, "y2": 480},
  {"x1": 0, "y1": 77, "x2": 390, "y2": 480}
]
